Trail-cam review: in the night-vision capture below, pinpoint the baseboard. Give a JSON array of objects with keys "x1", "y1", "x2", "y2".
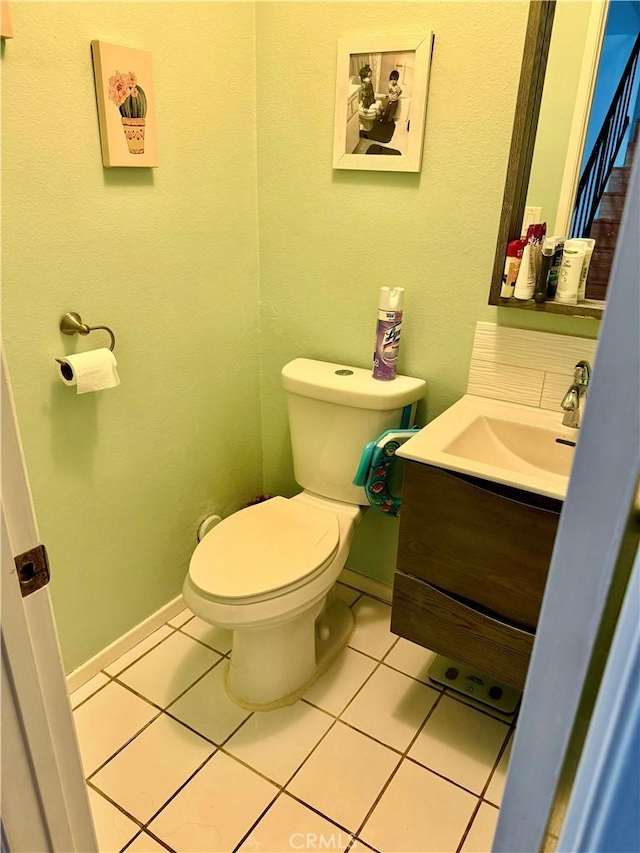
[
  {"x1": 339, "y1": 568, "x2": 393, "y2": 604},
  {"x1": 66, "y1": 595, "x2": 185, "y2": 693},
  {"x1": 67, "y1": 574, "x2": 392, "y2": 693}
]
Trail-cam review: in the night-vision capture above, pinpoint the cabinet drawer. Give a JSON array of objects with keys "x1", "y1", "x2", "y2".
[
  {"x1": 391, "y1": 570, "x2": 534, "y2": 689},
  {"x1": 398, "y1": 462, "x2": 561, "y2": 631},
  {"x1": 347, "y1": 92, "x2": 358, "y2": 120}
]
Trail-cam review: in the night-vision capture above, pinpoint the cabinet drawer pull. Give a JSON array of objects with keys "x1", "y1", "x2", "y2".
[
  {"x1": 391, "y1": 571, "x2": 534, "y2": 689},
  {"x1": 439, "y1": 467, "x2": 562, "y2": 514},
  {"x1": 428, "y1": 582, "x2": 535, "y2": 638}
]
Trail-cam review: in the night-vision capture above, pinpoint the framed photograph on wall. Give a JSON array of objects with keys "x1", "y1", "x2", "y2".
[
  {"x1": 91, "y1": 41, "x2": 159, "y2": 167},
  {"x1": 332, "y1": 33, "x2": 434, "y2": 172}
]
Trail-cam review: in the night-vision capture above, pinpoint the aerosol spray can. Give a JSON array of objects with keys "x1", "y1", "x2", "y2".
[{"x1": 372, "y1": 287, "x2": 404, "y2": 381}]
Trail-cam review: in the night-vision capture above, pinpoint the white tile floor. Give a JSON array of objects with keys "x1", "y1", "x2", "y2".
[{"x1": 71, "y1": 585, "x2": 514, "y2": 853}]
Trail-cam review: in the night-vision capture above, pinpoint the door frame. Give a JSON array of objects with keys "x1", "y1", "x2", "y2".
[
  {"x1": 1, "y1": 349, "x2": 96, "y2": 852},
  {"x1": 494, "y1": 139, "x2": 640, "y2": 851}
]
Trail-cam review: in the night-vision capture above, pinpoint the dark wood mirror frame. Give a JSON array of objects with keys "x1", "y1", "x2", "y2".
[{"x1": 488, "y1": 0, "x2": 604, "y2": 321}]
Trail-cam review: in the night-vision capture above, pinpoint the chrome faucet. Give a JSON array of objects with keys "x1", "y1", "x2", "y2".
[{"x1": 561, "y1": 360, "x2": 591, "y2": 428}]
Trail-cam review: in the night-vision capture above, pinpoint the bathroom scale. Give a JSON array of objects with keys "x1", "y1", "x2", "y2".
[{"x1": 428, "y1": 655, "x2": 521, "y2": 715}]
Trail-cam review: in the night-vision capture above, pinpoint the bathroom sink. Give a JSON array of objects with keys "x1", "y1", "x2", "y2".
[
  {"x1": 444, "y1": 416, "x2": 574, "y2": 478},
  {"x1": 397, "y1": 395, "x2": 578, "y2": 500}
]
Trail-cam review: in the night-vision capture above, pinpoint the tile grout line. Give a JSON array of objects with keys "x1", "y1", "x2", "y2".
[
  {"x1": 345, "y1": 833, "x2": 382, "y2": 853},
  {"x1": 135, "y1": 750, "x2": 221, "y2": 837},
  {"x1": 229, "y1": 610, "x2": 477, "y2": 850},
  {"x1": 478, "y1": 726, "x2": 514, "y2": 806},
  {"x1": 230, "y1": 790, "x2": 288, "y2": 853},
  {"x1": 86, "y1": 672, "x2": 258, "y2": 796},
  {"x1": 174, "y1": 622, "x2": 233, "y2": 656},
  {"x1": 349, "y1": 689, "x2": 447, "y2": 846},
  {"x1": 269, "y1": 635, "x2": 449, "y2": 849},
  {"x1": 85, "y1": 709, "x2": 165, "y2": 783},
  {"x1": 70, "y1": 671, "x2": 115, "y2": 712},
  {"x1": 229, "y1": 711, "x2": 355, "y2": 853},
  {"x1": 72, "y1": 622, "x2": 231, "y2": 714},
  {"x1": 119, "y1": 826, "x2": 177, "y2": 853},
  {"x1": 77, "y1": 588, "x2": 354, "y2": 710},
  {"x1": 134, "y1": 826, "x2": 178, "y2": 853},
  {"x1": 161, "y1": 654, "x2": 230, "y2": 712},
  {"x1": 88, "y1": 601, "x2": 366, "y2": 847},
  {"x1": 223, "y1": 664, "x2": 380, "y2": 853},
  {"x1": 83, "y1": 594, "x2": 508, "y2": 852},
  {"x1": 380, "y1": 658, "x2": 445, "y2": 693},
  {"x1": 81, "y1": 591, "x2": 356, "y2": 848},
  {"x1": 454, "y1": 723, "x2": 514, "y2": 853},
  {"x1": 72, "y1": 621, "x2": 182, "y2": 703},
  {"x1": 103, "y1": 623, "x2": 182, "y2": 679},
  {"x1": 330, "y1": 643, "x2": 396, "y2": 717},
  {"x1": 455, "y1": 797, "x2": 486, "y2": 853},
  {"x1": 113, "y1": 653, "x2": 225, "y2": 716},
  {"x1": 283, "y1": 789, "x2": 371, "y2": 849},
  {"x1": 84, "y1": 657, "x2": 227, "y2": 783},
  {"x1": 85, "y1": 778, "x2": 146, "y2": 831},
  {"x1": 232, "y1": 786, "x2": 359, "y2": 853},
  {"x1": 101, "y1": 711, "x2": 272, "y2": 845}
]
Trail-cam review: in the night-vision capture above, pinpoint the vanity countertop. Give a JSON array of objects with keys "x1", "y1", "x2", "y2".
[{"x1": 397, "y1": 394, "x2": 578, "y2": 501}]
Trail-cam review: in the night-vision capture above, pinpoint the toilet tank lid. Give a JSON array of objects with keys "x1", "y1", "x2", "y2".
[{"x1": 282, "y1": 359, "x2": 426, "y2": 410}]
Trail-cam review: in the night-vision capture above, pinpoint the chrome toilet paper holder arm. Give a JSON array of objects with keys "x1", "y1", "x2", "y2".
[{"x1": 55, "y1": 312, "x2": 116, "y2": 364}]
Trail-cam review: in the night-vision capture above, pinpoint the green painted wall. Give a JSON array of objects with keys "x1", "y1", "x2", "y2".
[
  {"x1": 2, "y1": 2, "x2": 262, "y2": 671},
  {"x1": 255, "y1": 1, "x2": 600, "y2": 585},
  {"x1": 3, "y1": 1, "x2": 601, "y2": 670}
]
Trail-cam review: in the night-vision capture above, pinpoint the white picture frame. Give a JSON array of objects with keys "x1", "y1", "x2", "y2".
[{"x1": 332, "y1": 33, "x2": 434, "y2": 172}]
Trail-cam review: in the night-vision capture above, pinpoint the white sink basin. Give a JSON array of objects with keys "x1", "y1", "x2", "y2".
[{"x1": 397, "y1": 395, "x2": 579, "y2": 500}]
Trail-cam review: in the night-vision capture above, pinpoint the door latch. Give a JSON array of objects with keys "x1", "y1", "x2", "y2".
[{"x1": 14, "y1": 544, "x2": 50, "y2": 597}]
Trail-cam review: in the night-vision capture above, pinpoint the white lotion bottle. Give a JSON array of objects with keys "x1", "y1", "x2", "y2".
[
  {"x1": 513, "y1": 241, "x2": 536, "y2": 300},
  {"x1": 575, "y1": 238, "x2": 596, "y2": 301},
  {"x1": 555, "y1": 240, "x2": 586, "y2": 305}
]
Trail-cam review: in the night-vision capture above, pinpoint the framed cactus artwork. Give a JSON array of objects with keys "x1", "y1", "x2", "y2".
[{"x1": 91, "y1": 41, "x2": 158, "y2": 167}]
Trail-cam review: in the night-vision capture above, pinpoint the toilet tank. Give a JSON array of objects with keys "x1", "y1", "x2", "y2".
[{"x1": 281, "y1": 359, "x2": 426, "y2": 505}]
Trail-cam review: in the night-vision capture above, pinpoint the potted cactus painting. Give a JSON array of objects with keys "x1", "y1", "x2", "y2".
[
  {"x1": 109, "y1": 71, "x2": 147, "y2": 154},
  {"x1": 91, "y1": 41, "x2": 158, "y2": 167}
]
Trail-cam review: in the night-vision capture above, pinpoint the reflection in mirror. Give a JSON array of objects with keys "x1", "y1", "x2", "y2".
[{"x1": 489, "y1": 0, "x2": 640, "y2": 318}]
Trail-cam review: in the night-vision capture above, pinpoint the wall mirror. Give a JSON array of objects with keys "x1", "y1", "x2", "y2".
[{"x1": 489, "y1": 0, "x2": 640, "y2": 320}]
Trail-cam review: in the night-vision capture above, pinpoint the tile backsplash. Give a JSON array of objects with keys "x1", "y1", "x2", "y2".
[{"x1": 467, "y1": 322, "x2": 598, "y2": 412}]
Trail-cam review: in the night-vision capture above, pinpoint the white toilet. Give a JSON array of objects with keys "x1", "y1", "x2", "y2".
[
  {"x1": 183, "y1": 358, "x2": 425, "y2": 709},
  {"x1": 359, "y1": 101, "x2": 382, "y2": 131}
]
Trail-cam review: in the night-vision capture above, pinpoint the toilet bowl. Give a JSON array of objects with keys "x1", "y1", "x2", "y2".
[
  {"x1": 183, "y1": 358, "x2": 426, "y2": 710},
  {"x1": 184, "y1": 492, "x2": 362, "y2": 709},
  {"x1": 359, "y1": 101, "x2": 382, "y2": 131}
]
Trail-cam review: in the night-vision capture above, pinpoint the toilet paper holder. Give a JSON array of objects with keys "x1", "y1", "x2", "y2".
[{"x1": 55, "y1": 311, "x2": 116, "y2": 364}]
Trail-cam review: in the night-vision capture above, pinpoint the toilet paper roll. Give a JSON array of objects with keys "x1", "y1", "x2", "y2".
[{"x1": 57, "y1": 348, "x2": 120, "y2": 394}]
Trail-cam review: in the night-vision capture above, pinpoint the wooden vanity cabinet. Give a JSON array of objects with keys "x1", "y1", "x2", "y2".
[{"x1": 391, "y1": 461, "x2": 562, "y2": 689}]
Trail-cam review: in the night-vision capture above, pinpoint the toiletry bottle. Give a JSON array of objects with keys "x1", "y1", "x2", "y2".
[
  {"x1": 555, "y1": 240, "x2": 586, "y2": 305},
  {"x1": 513, "y1": 239, "x2": 535, "y2": 300},
  {"x1": 372, "y1": 287, "x2": 404, "y2": 381},
  {"x1": 534, "y1": 236, "x2": 556, "y2": 303},
  {"x1": 547, "y1": 238, "x2": 564, "y2": 299},
  {"x1": 530, "y1": 223, "x2": 546, "y2": 278},
  {"x1": 574, "y1": 238, "x2": 595, "y2": 301},
  {"x1": 500, "y1": 238, "x2": 525, "y2": 299}
]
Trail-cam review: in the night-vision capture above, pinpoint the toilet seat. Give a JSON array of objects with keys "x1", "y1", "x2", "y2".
[{"x1": 188, "y1": 497, "x2": 340, "y2": 604}]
